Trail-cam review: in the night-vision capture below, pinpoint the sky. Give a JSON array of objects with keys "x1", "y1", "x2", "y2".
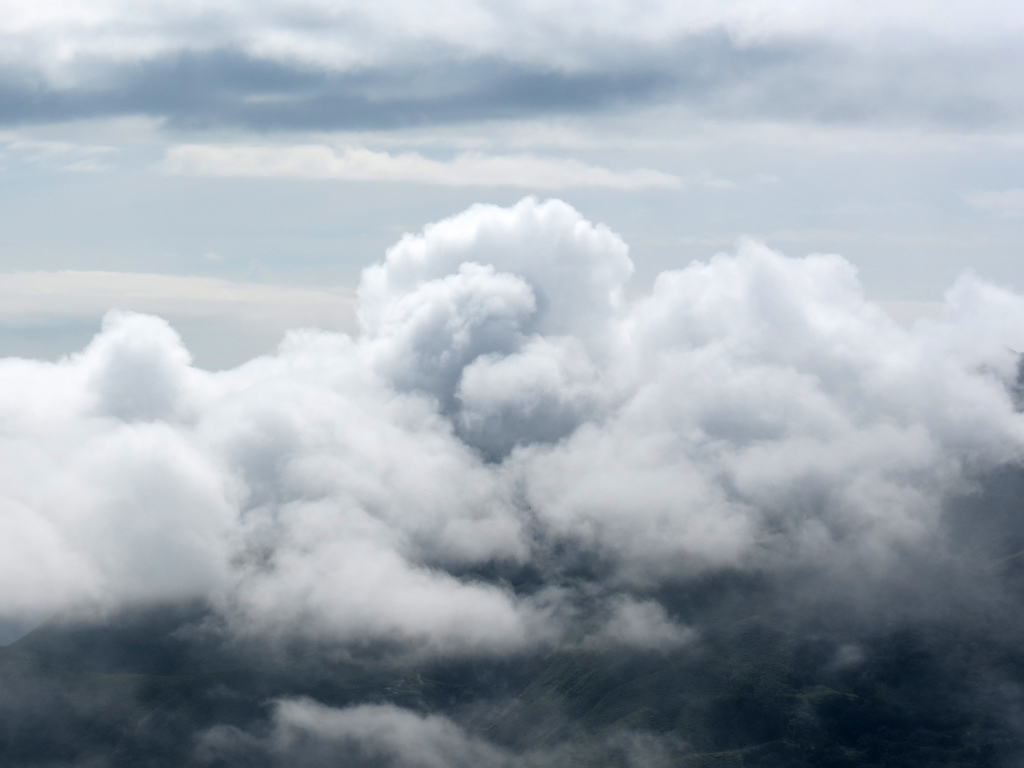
[{"x1": 1, "y1": 0, "x2": 1024, "y2": 367}]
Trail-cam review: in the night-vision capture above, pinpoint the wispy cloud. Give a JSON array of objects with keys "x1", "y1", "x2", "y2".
[
  {"x1": 963, "y1": 188, "x2": 1024, "y2": 218},
  {"x1": 0, "y1": 271, "x2": 355, "y2": 329},
  {"x1": 162, "y1": 144, "x2": 681, "y2": 189},
  {"x1": 0, "y1": 139, "x2": 115, "y2": 172}
]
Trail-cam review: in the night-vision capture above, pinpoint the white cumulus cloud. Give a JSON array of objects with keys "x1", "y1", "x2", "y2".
[{"x1": 0, "y1": 197, "x2": 1023, "y2": 656}]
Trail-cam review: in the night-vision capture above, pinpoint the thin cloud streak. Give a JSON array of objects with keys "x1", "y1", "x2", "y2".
[
  {"x1": 0, "y1": 271, "x2": 356, "y2": 330},
  {"x1": 162, "y1": 144, "x2": 681, "y2": 189},
  {"x1": 964, "y1": 188, "x2": 1024, "y2": 219}
]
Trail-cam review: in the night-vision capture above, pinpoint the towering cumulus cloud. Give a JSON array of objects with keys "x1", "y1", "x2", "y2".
[
  {"x1": 5, "y1": 198, "x2": 1024, "y2": 764},
  {"x1": 2, "y1": 196, "x2": 1024, "y2": 657}
]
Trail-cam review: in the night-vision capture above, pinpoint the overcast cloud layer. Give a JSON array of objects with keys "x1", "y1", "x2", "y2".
[
  {"x1": 3, "y1": 0, "x2": 1024, "y2": 129},
  {"x1": 1, "y1": 198, "x2": 1022, "y2": 659}
]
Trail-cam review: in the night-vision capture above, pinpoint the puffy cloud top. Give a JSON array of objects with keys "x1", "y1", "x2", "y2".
[
  {"x1": 359, "y1": 198, "x2": 630, "y2": 432},
  {"x1": 1, "y1": 197, "x2": 1023, "y2": 655}
]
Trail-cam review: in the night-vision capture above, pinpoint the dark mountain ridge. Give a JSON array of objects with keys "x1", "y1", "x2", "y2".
[
  {"x1": 2, "y1": 467, "x2": 1023, "y2": 767},
  {"x1": 3, "y1": 587, "x2": 1024, "y2": 766}
]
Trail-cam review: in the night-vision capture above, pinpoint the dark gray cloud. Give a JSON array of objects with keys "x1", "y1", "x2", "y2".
[
  {"x1": 0, "y1": 49, "x2": 671, "y2": 130},
  {"x1": 0, "y1": 33, "x2": 1017, "y2": 130}
]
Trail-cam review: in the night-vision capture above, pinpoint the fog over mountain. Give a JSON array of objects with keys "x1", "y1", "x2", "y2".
[{"x1": 2, "y1": 198, "x2": 1024, "y2": 765}]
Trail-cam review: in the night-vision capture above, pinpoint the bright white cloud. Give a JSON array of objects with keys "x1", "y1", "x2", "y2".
[
  {"x1": 162, "y1": 144, "x2": 681, "y2": 190},
  {"x1": 0, "y1": 198, "x2": 1023, "y2": 655}
]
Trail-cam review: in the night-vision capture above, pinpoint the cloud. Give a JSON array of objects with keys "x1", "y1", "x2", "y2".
[
  {"x1": 877, "y1": 300, "x2": 944, "y2": 326},
  {"x1": 0, "y1": 138, "x2": 114, "y2": 171},
  {"x1": 0, "y1": 271, "x2": 355, "y2": 329},
  {"x1": 3, "y1": 0, "x2": 1023, "y2": 78},
  {"x1": 0, "y1": 271, "x2": 357, "y2": 369},
  {"x1": 0, "y1": 3, "x2": 1022, "y2": 129},
  {"x1": 266, "y1": 700, "x2": 510, "y2": 768},
  {"x1": 163, "y1": 143, "x2": 681, "y2": 189},
  {"x1": 199, "y1": 697, "x2": 687, "y2": 768},
  {"x1": 588, "y1": 597, "x2": 696, "y2": 652},
  {"x1": 964, "y1": 188, "x2": 1024, "y2": 218},
  {"x1": 1, "y1": 198, "x2": 1024, "y2": 658}
]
